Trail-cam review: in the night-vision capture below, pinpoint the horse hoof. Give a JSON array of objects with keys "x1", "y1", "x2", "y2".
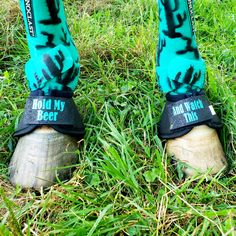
[
  {"x1": 9, "y1": 126, "x2": 79, "y2": 189},
  {"x1": 166, "y1": 125, "x2": 227, "y2": 177}
]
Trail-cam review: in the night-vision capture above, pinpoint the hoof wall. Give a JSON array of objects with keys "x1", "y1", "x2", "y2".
[
  {"x1": 9, "y1": 127, "x2": 79, "y2": 189},
  {"x1": 166, "y1": 125, "x2": 227, "y2": 177}
]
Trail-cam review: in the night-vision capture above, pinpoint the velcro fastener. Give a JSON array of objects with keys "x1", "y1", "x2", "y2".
[
  {"x1": 21, "y1": 96, "x2": 80, "y2": 125},
  {"x1": 167, "y1": 95, "x2": 216, "y2": 131}
]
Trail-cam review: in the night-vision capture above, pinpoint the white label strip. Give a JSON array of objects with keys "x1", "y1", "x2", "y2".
[{"x1": 209, "y1": 105, "x2": 216, "y2": 115}]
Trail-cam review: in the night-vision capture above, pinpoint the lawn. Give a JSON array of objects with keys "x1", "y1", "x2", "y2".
[{"x1": 0, "y1": 0, "x2": 235, "y2": 235}]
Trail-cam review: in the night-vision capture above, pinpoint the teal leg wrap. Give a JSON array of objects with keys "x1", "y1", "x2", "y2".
[
  {"x1": 15, "y1": 0, "x2": 85, "y2": 137},
  {"x1": 20, "y1": 0, "x2": 80, "y2": 95},
  {"x1": 157, "y1": 0, "x2": 206, "y2": 95}
]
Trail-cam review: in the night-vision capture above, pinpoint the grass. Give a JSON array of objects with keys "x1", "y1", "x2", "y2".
[{"x1": 0, "y1": 0, "x2": 235, "y2": 235}]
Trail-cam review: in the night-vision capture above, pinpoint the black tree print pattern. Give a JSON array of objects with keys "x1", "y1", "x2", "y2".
[
  {"x1": 20, "y1": 0, "x2": 80, "y2": 95},
  {"x1": 156, "y1": 0, "x2": 206, "y2": 94}
]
